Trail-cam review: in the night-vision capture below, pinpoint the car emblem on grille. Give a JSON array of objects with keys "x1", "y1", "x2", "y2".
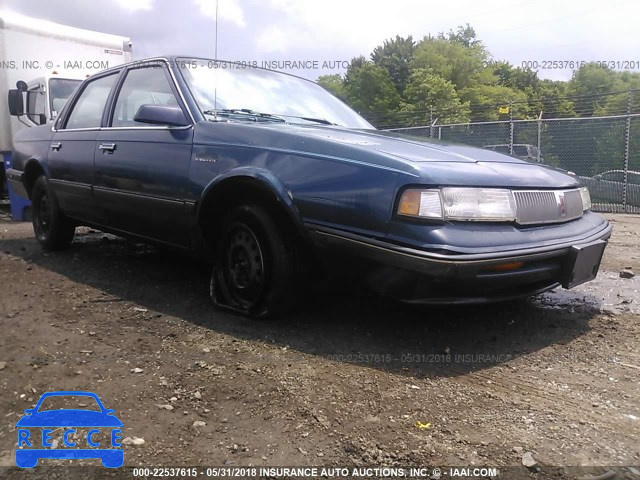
[{"x1": 557, "y1": 192, "x2": 567, "y2": 217}]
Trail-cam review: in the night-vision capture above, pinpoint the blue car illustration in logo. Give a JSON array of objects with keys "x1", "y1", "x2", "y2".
[{"x1": 15, "y1": 391, "x2": 123, "y2": 468}]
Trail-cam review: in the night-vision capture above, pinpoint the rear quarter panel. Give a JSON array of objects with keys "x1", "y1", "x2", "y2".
[{"x1": 11, "y1": 124, "x2": 54, "y2": 175}]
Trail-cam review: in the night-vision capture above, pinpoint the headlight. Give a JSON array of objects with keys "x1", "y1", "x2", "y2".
[
  {"x1": 397, "y1": 187, "x2": 516, "y2": 221},
  {"x1": 579, "y1": 186, "x2": 591, "y2": 211}
]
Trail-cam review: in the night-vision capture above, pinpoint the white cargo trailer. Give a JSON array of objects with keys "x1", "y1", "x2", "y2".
[{"x1": 0, "y1": 11, "x2": 131, "y2": 214}]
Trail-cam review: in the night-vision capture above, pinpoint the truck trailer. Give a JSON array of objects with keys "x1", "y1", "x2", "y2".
[{"x1": 1, "y1": 11, "x2": 131, "y2": 218}]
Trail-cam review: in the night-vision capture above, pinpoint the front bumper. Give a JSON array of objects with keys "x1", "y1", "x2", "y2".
[{"x1": 310, "y1": 217, "x2": 612, "y2": 304}]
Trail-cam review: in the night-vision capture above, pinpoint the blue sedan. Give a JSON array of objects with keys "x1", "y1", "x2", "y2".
[{"x1": 7, "y1": 57, "x2": 611, "y2": 317}]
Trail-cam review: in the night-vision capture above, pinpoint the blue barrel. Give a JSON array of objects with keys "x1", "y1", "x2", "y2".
[{"x1": 3, "y1": 153, "x2": 31, "y2": 221}]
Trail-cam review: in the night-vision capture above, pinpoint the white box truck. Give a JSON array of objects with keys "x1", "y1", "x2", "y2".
[{"x1": 0, "y1": 11, "x2": 131, "y2": 217}]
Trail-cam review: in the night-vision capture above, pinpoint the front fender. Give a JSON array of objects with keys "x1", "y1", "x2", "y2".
[{"x1": 197, "y1": 167, "x2": 308, "y2": 238}]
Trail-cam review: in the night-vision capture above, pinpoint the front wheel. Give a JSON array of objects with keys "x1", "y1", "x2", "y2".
[
  {"x1": 210, "y1": 204, "x2": 297, "y2": 318},
  {"x1": 31, "y1": 176, "x2": 75, "y2": 250}
]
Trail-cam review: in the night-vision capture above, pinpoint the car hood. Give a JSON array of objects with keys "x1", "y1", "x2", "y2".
[
  {"x1": 291, "y1": 127, "x2": 524, "y2": 164},
  {"x1": 291, "y1": 127, "x2": 580, "y2": 187},
  {"x1": 195, "y1": 122, "x2": 580, "y2": 188},
  {"x1": 16, "y1": 410, "x2": 123, "y2": 427}
]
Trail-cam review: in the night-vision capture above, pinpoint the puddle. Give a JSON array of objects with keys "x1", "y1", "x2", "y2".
[{"x1": 537, "y1": 271, "x2": 639, "y2": 315}]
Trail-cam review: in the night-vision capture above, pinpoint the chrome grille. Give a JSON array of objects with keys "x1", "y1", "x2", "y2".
[{"x1": 514, "y1": 189, "x2": 584, "y2": 225}]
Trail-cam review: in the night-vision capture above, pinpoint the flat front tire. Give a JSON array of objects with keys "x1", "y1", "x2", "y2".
[
  {"x1": 31, "y1": 176, "x2": 75, "y2": 250},
  {"x1": 210, "y1": 204, "x2": 297, "y2": 318}
]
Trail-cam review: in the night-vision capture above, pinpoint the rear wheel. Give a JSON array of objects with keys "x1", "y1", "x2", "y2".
[
  {"x1": 31, "y1": 176, "x2": 75, "y2": 250},
  {"x1": 210, "y1": 204, "x2": 297, "y2": 318}
]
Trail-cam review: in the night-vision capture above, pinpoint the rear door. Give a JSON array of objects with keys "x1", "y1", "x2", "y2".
[
  {"x1": 48, "y1": 72, "x2": 120, "y2": 223},
  {"x1": 94, "y1": 63, "x2": 193, "y2": 247}
]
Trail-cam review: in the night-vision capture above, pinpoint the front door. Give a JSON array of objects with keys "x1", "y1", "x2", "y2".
[{"x1": 94, "y1": 64, "x2": 193, "y2": 247}]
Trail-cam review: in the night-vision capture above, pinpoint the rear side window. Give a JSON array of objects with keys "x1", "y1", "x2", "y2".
[
  {"x1": 111, "y1": 66, "x2": 180, "y2": 127},
  {"x1": 64, "y1": 73, "x2": 118, "y2": 129}
]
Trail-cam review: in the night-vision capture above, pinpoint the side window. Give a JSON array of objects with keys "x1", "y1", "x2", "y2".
[
  {"x1": 64, "y1": 73, "x2": 118, "y2": 130},
  {"x1": 112, "y1": 66, "x2": 181, "y2": 127},
  {"x1": 26, "y1": 85, "x2": 46, "y2": 125}
]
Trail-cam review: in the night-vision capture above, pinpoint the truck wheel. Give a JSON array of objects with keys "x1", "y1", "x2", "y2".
[
  {"x1": 210, "y1": 204, "x2": 296, "y2": 318},
  {"x1": 31, "y1": 176, "x2": 75, "y2": 250}
]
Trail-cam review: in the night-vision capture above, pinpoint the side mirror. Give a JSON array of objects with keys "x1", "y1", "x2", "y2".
[
  {"x1": 133, "y1": 104, "x2": 189, "y2": 127},
  {"x1": 8, "y1": 89, "x2": 24, "y2": 116},
  {"x1": 105, "y1": 409, "x2": 115, "y2": 414},
  {"x1": 23, "y1": 408, "x2": 35, "y2": 415}
]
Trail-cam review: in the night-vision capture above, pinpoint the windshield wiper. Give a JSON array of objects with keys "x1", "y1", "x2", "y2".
[
  {"x1": 202, "y1": 109, "x2": 337, "y2": 126},
  {"x1": 271, "y1": 113, "x2": 337, "y2": 125},
  {"x1": 203, "y1": 108, "x2": 286, "y2": 123},
  {"x1": 294, "y1": 116, "x2": 337, "y2": 125}
]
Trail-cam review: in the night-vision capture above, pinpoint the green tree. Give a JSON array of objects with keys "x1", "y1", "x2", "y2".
[
  {"x1": 314, "y1": 25, "x2": 640, "y2": 130},
  {"x1": 534, "y1": 80, "x2": 576, "y2": 118},
  {"x1": 593, "y1": 71, "x2": 640, "y2": 116},
  {"x1": 371, "y1": 35, "x2": 416, "y2": 94},
  {"x1": 401, "y1": 68, "x2": 470, "y2": 124},
  {"x1": 412, "y1": 26, "x2": 489, "y2": 91},
  {"x1": 316, "y1": 74, "x2": 345, "y2": 99},
  {"x1": 493, "y1": 62, "x2": 539, "y2": 92},
  {"x1": 444, "y1": 23, "x2": 481, "y2": 47},
  {"x1": 460, "y1": 84, "x2": 530, "y2": 121},
  {"x1": 569, "y1": 63, "x2": 621, "y2": 116},
  {"x1": 343, "y1": 61, "x2": 401, "y2": 121}
]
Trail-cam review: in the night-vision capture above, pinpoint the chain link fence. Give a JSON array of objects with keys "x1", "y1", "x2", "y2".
[{"x1": 388, "y1": 114, "x2": 640, "y2": 213}]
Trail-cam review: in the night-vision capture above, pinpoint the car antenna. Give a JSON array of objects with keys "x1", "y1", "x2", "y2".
[{"x1": 214, "y1": 0, "x2": 219, "y2": 117}]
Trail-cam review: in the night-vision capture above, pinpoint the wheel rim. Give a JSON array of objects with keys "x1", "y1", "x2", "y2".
[
  {"x1": 34, "y1": 191, "x2": 52, "y2": 240},
  {"x1": 222, "y1": 224, "x2": 265, "y2": 309}
]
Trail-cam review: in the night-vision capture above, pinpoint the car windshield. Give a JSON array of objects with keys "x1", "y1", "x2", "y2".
[
  {"x1": 37, "y1": 395, "x2": 101, "y2": 412},
  {"x1": 49, "y1": 78, "x2": 82, "y2": 117},
  {"x1": 176, "y1": 58, "x2": 373, "y2": 129}
]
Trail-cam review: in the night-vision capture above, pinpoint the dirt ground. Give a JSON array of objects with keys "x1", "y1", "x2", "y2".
[{"x1": 0, "y1": 211, "x2": 639, "y2": 478}]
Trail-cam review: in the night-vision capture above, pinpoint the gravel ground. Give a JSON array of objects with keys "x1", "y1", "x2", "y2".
[{"x1": 0, "y1": 211, "x2": 638, "y2": 479}]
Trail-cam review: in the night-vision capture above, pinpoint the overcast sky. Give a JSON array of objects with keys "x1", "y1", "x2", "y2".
[{"x1": 1, "y1": 0, "x2": 638, "y2": 81}]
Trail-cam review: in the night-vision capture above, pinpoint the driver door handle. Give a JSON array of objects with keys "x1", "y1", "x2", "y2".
[
  {"x1": 98, "y1": 143, "x2": 117, "y2": 153},
  {"x1": 51, "y1": 142, "x2": 62, "y2": 151}
]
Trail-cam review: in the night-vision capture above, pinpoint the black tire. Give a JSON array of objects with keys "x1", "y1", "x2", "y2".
[
  {"x1": 31, "y1": 176, "x2": 75, "y2": 250},
  {"x1": 210, "y1": 204, "x2": 298, "y2": 318}
]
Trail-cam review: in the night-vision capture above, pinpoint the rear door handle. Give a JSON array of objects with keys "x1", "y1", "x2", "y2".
[
  {"x1": 51, "y1": 142, "x2": 62, "y2": 151},
  {"x1": 98, "y1": 143, "x2": 117, "y2": 153}
]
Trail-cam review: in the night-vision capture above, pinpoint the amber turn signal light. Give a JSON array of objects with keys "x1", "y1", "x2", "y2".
[{"x1": 483, "y1": 261, "x2": 524, "y2": 272}]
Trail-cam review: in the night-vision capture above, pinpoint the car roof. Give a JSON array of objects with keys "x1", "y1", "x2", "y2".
[{"x1": 36, "y1": 391, "x2": 102, "y2": 400}]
